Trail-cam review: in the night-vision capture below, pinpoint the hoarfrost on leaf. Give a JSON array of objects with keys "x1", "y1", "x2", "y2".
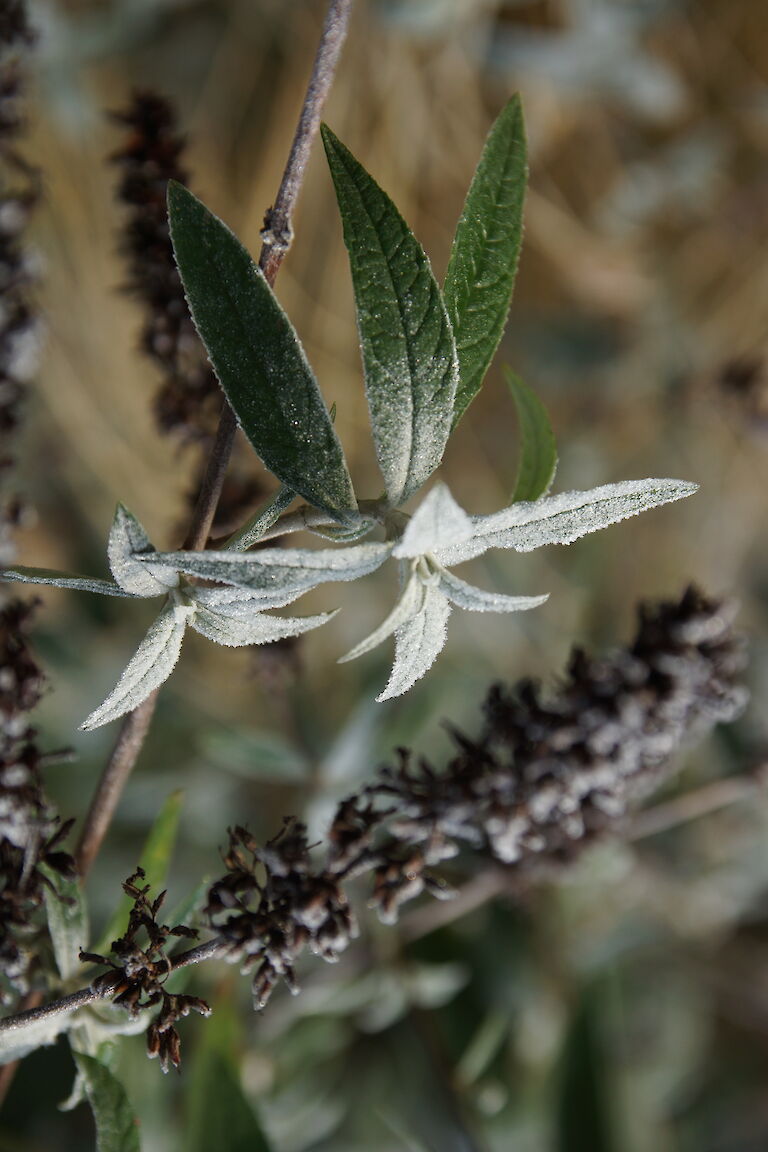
[
  {"x1": 392, "y1": 484, "x2": 474, "y2": 559},
  {"x1": 108, "y1": 504, "x2": 179, "y2": 597},
  {"x1": 190, "y1": 605, "x2": 338, "y2": 648},
  {"x1": 377, "y1": 583, "x2": 452, "y2": 702}
]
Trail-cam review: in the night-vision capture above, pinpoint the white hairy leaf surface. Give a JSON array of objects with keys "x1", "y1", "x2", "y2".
[
  {"x1": 141, "y1": 542, "x2": 392, "y2": 595},
  {"x1": 377, "y1": 584, "x2": 452, "y2": 702},
  {"x1": 393, "y1": 484, "x2": 474, "y2": 559},
  {"x1": 434, "y1": 479, "x2": 698, "y2": 565},
  {"x1": 339, "y1": 567, "x2": 425, "y2": 663},
  {"x1": 108, "y1": 505, "x2": 178, "y2": 596},
  {"x1": 226, "y1": 485, "x2": 296, "y2": 551},
  {"x1": 0, "y1": 1010, "x2": 77, "y2": 1066},
  {"x1": 438, "y1": 569, "x2": 549, "y2": 614},
  {"x1": 187, "y1": 585, "x2": 309, "y2": 614},
  {"x1": 190, "y1": 606, "x2": 337, "y2": 647},
  {"x1": 0, "y1": 566, "x2": 136, "y2": 597},
  {"x1": 81, "y1": 600, "x2": 193, "y2": 730}
]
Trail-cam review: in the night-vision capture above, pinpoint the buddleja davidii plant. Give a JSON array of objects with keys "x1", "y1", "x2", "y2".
[{"x1": 0, "y1": 96, "x2": 696, "y2": 723}]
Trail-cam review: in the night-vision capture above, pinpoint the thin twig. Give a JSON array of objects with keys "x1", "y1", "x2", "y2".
[{"x1": 72, "y1": 0, "x2": 356, "y2": 880}]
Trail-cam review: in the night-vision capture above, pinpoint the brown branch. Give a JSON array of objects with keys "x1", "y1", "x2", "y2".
[{"x1": 73, "y1": 0, "x2": 356, "y2": 880}]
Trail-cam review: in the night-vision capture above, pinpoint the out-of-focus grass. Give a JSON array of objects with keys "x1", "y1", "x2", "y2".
[{"x1": 3, "y1": 0, "x2": 767, "y2": 1148}]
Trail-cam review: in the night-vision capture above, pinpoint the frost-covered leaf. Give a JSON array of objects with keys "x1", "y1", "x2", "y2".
[
  {"x1": 506, "y1": 370, "x2": 558, "y2": 502},
  {"x1": 377, "y1": 584, "x2": 451, "y2": 702},
  {"x1": 339, "y1": 568, "x2": 425, "y2": 662},
  {"x1": 444, "y1": 96, "x2": 528, "y2": 426},
  {"x1": 305, "y1": 516, "x2": 376, "y2": 543},
  {"x1": 434, "y1": 479, "x2": 698, "y2": 566},
  {"x1": 225, "y1": 486, "x2": 296, "y2": 551},
  {"x1": 81, "y1": 600, "x2": 193, "y2": 730},
  {"x1": 188, "y1": 585, "x2": 309, "y2": 614},
  {"x1": 190, "y1": 606, "x2": 337, "y2": 648},
  {"x1": 75, "y1": 1052, "x2": 141, "y2": 1152},
  {"x1": 438, "y1": 569, "x2": 548, "y2": 614},
  {"x1": 108, "y1": 505, "x2": 178, "y2": 596},
  {"x1": 321, "y1": 125, "x2": 459, "y2": 506},
  {"x1": 42, "y1": 866, "x2": 89, "y2": 984},
  {"x1": 0, "y1": 566, "x2": 135, "y2": 597},
  {"x1": 142, "y1": 542, "x2": 392, "y2": 597},
  {"x1": 167, "y1": 182, "x2": 357, "y2": 522},
  {"x1": 0, "y1": 1009, "x2": 76, "y2": 1066},
  {"x1": 393, "y1": 483, "x2": 474, "y2": 559}
]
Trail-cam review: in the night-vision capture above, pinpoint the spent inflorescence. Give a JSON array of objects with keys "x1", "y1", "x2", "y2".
[
  {"x1": 111, "y1": 91, "x2": 221, "y2": 446},
  {"x1": 192, "y1": 585, "x2": 747, "y2": 1015},
  {"x1": 0, "y1": 601, "x2": 74, "y2": 1004},
  {"x1": 81, "y1": 867, "x2": 209, "y2": 1074}
]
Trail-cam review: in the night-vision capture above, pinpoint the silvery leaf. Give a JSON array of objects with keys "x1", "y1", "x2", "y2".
[
  {"x1": 140, "y1": 542, "x2": 392, "y2": 596},
  {"x1": 305, "y1": 517, "x2": 377, "y2": 543},
  {"x1": 188, "y1": 585, "x2": 309, "y2": 614},
  {"x1": 225, "y1": 485, "x2": 296, "y2": 551},
  {"x1": 339, "y1": 568, "x2": 425, "y2": 663},
  {"x1": 108, "y1": 504, "x2": 178, "y2": 596},
  {"x1": 393, "y1": 484, "x2": 474, "y2": 559},
  {"x1": 0, "y1": 1009, "x2": 77, "y2": 1066},
  {"x1": 377, "y1": 584, "x2": 451, "y2": 702},
  {"x1": 434, "y1": 479, "x2": 698, "y2": 565},
  {"x1": 438, "y1": 569, "x2": 548, "y2": 614},
  {"x1": 0, "y1": 566, "x2": 135, "y2": 597},
  {"x1": 190, "y1": 606, "x2": 337, "y2": 647},
  {"x1": 81, "y1": 600, "x2": 193, "y2": 730}
]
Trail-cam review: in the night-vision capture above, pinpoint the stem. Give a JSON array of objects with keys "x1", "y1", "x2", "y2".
[{"x1": 73, "y1": 0, "x2": 356, "y2": 880}]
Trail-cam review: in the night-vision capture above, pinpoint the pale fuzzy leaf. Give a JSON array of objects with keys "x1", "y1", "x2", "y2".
[
  {"x1": 142, "y1": 542, "x2": 392, "y2": 596},
  {"x1": 434, "y1": 479, "x2": 698, "y2": 565},
  {"x1": 392, "y1": 484, "x2": 474, "y2": 559},
  {"x1": 0, "y1": 1010, "x2": 76, "y2": 1066},
  {"x1": 305, "y1": 517, "x2": 376, "y2": 543},
  {"x1": 339, "y1": 568, "x2": 425, "y2": 663},
  {"x1": 438, "y1": 569, "x2": 548, "y2": 614},
  {"x1": 377, "y1": 584, "x2": 451, "y2": 702},
  {"x1": 190, "y1": 606, "x2": 337, "y2": 647},
  {"x1": 81, "y1": 601, "x2": 193, "y2": 730},
  {"x1": 41, "y1": 867, "x2": 89, "y2": 984},
  {"x1": 0, "y1": 566, "x2": 135, "y2": 597},
  {"x1": 188, "y1": 585, "x2": 309, "y2": 614},
  {"x1": 321, "y1": 125, "x2": 459, "y2": 506},
  {"x1": 108, "y1": 505, "x2": 178, "y2": 596},
  {"x1": 225, "y1": 486, "x2": 296, "y2": 551},
  {"x1": 75, "y1": 1052, "x2": 141, "y2": 1152}
]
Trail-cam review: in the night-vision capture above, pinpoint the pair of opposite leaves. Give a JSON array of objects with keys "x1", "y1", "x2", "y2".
[{"x1": 0, "y1": 100, "x2": 697, "y2": 725}]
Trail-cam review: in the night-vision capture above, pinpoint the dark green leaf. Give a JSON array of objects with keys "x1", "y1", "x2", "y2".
[
  {"x1": 96, "y1": 791, "x2": 183, "y2": 953},
  {"x1": 505, "y1": 369, "x2": 558, "y2": 502},
  {"x1": 444, "y1": 96, "x2": 527, "y2": 426},
  {"x1": 321, "y1": 125, "x2": 458, "y2": 507},
  {"x1": 75, "y1": 1052, "x2": 141, "y2": 1152},
  {"x1": 555, "y1": 985, "x2": 617, "y2": 1152},
  {"x1": 167, "y1": 182, "x2": 356, "y2": 522}
]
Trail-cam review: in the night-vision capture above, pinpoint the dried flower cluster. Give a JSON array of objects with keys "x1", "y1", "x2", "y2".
[
  {"x1": 201, "y1": 585, "x2": 746, "y2": 1009},
  {"x1": 0, "y1": 601, "x2": 74, "y2": 1003},
  {"x1": 0, "y1": 0, "x2": 40, "y2": 566},
  {"x1": 81, "y1": 867, "x2": 209, "y2": 1073},
  {"x1": 111, "y1": 91, "x2": 221, "y2": 446}
]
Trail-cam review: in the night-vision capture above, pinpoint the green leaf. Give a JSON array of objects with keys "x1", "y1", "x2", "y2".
[
  {"x1": 41, "y1": 866, "x2": 89, "y2": 984},
  {"x1": 444, "y1": 96, "x2": 528, "y2": 426},
  {"x1": 75, "y1": 1052, "x2": 141, "y2": 1152},
  {"x1": 167, "y1": 181, "x2": 357, "y2": 523},
  {"x1": 555, "y1": 985, "x2": 617, "y2": 1152},
  {"x1": 96, "y1": 791, "x2": 183, "y2": 953},
  {"x1": 108, "y1": 505, "x2": 178, "y2": 597},
  {"x1": 321, "y1": 125, "x2": 458, "y2": 507},
  {"x1": 505, "y1": 370, "x2": 558, "y2": 502},
  {"x1": 225, "y1": 486, "x2": 296, "y2": 551}
]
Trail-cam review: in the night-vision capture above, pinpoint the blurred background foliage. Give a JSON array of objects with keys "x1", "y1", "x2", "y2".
[{"x1": 2, "y1": 0, "x2": 768, "y2": 1148}]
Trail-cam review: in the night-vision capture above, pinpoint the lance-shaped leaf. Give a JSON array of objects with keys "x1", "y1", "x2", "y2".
[
  {"x1": 434, "y1": 479, "x2": 698, "y2": 566},
  {"x1": 139, "y1": 541, "x2": 392, "y2": 597},
  {"x1": 393, "y1": 483, "x2": 474, "y2": 559},
  {"x1": 437, "y1": 568, "x2": 548, "y2": 614},
  {"x1": 42, "y1": 866, "x2": 89, "y2": 984},
  {"x1": 188, "y1": 585, "x2": 310, "y2": 614},
  {"x1": 81, "y1": 600, "x2": 193, "y2": 730},
  {"x1": 108, "y1": 505, "x2": 178, "y2": 596},
  {"x1": 167, "y1": 182, "x2": 357, "y2": 522},
  {"x1": 505, "y1": 370, "x2": 557, "y2": 503},
  {"x1": 225, "y1": 485, "x2": 296, "y2": 551},
  {"x1": 0, "y1": 566, "x2": 135, "y2": 597},
  {"x1": 377, "y1": 584, "x2": 451, "y2": 702},
  {"x1": 321, "y1": 125, "x2": 459, "y2": 506},
  {"x1": 75, "y1": 1053, "x2": 141, "y2": 1152},
  {"x1": 339, "y1": 567, "x2": 425, "y2": 663},
  {"x1": 444, "y1": 96, "x2": 528, "y2": 427},
  {"x1": 190, "y1": 606, "x2": 337, "y2": 648}
]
